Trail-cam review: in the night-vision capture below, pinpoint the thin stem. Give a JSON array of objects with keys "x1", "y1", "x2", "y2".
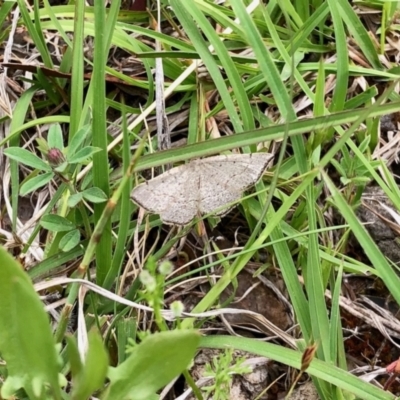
[{"x1": 54, "y1": 137, "x2": 147, "y2": 341}]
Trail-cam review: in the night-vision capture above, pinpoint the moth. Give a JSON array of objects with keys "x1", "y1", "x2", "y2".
[{"x1": 131, "y1": 153, "x2": 273, "y2": 225}]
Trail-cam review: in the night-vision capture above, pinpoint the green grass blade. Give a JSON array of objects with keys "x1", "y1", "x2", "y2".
[
  {"x1": 229, "y1": 0, "x2": 296, "y2": 120},
  {"x1": 126, "y1": 102, "x2": 400, "y2": 172},
  {"x1": 103, "y1": 106, "x2": 132, "y2": 290},
  {"x1": 17, "y1": 0, "x2": 53, "y2": 68},
  {"x1": 8, "y1": 86, "x2": 39, "y2": 230},
  {"x1": 330, "y1": 265, "x2": 347, "y2": 370},
  {"x1": 327, "y1": 0, "x2": 348, "y2": 114},
  {"x1": 91, "y1": 0, "x2": 118, "y2": 285},
  {"x1": 201, "y1": 335, "x2": 396, "y2": 400},
  {"x1": 337, "y1": 0, "x2": 382, "y2": 69},
  {"x1": 170, "y1": 0, "x2": 243, "y2": 132},
  {"x1": 304, "y1": 185, "x2": 332, "y2": 363},
  {"x1": 68, "y1": 0, "x2": 85, "y2": 139},
  {"x1": 180, "y1": 0, "x2": 255, "y2": 131},
  {"x1": 0, "y1": 2, "x2": 15, "y2": 33},
  {"x1": 322, "y1": 170, "x2": 400, "y2": 307}
]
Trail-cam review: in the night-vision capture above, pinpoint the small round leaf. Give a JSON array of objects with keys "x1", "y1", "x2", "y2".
[
  {"x1": 40, "y1": 215, "x2": 75, "y2": 232},
  {"x1": 82, "y1": 187, "x2": 108, "y2": 203},
  {"x1": 67, "y1": 193, "x2": 83, "y2": 208},
  {"x1": 59, "y1": 229, "x2": 80, "y2": 252}
]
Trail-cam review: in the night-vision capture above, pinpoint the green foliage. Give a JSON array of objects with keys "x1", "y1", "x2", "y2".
[
  {"x1": 20, "y1": 172, "x2": 54, "y2": 196},
  {"x1": 47, "y1": 124, "x2": 64, "y2": 150},
  {"x1": 66, "y1": 332, "x2": 109, "y2": 400},
  {"x1": 4, "y1": 123, "x2": 102, "y2": 195},
  {"x1": 202, "y1": 349, "x2": 251, "y2": 400},
  {"x1": 4, "y1": 147, "x2": 51, "y2": 171},
  {"x1": 0, "y1": 245, "x2": 200, "y2": 400},
  {"x1": 104, "y1": 330, "x2": 200, "y2": 400},
  {"x1": 201, "y1": 336, "x2": 395, "y2": 400},
  {"x1": 4, "y1": 123, "x2": 107, "y2": 252},
  {"x1": 40, "y1": 215, "x2": 80, "y2": 252},
  {"x1": 139, "y1": 257, "x2": 178, "y2": 330},
  {"x1": 58, "y1": 229, "x2": 81, "y2": 252},
  {"x1": 40, "y1": 215, "x2": 76, "y2": 232},
  {"x1": 331, "y1": 138, "x2": 380, "y2": 187},
  {"x1": 0, "y1": 246, "x2": 62, "y2": 400},
  {"x1": 1, "y1": 1, "x2": 400, "y2": 399},
  {"x1": 81, "y1": 187, "x2": 108, "y2": 203}
]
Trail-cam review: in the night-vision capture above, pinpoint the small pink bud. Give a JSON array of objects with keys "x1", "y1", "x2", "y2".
[{"x1": 46, "y1": 148, "x2": 65, "y2": 167}]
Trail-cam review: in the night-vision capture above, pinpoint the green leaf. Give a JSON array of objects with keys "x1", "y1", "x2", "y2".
[
  {"x1": 70, "y1": 330, "x2": 109, "y2": 399},
  {"x1": 1, "y1": 376, "x2": 25, "y2": 399},
  {"x1": 53, "y1": 161, "x2": 68, "y2": 173},
  {"x1": 0, "y1": 246, "x2": 61, "y2": 400},
  {"x1": 82, "y1": 187, "x2": 108, "y2": 203},
  {"x1": 40, "y1": 215, "x2": 75, "y2": 232},
  {"x1": 66, "y1": 335, "x2": 83, "y2": 379},
  {"x1": 104, "y1": 330, "x2": 200, "y2": 400},
  {"x1": 47, "y1": 124, "x2": 64, "y2": 150},
  {"x1": 170, "y1": 0, "x2": 242, "y2": 132},
  {"x1": 201, "y1": 335, "x2": 394, "y2": 400},
  {"x1": 337, "y1": 0, "x2": 382, "y2": 70},
  {"x1": 36, "y1": 137, "x2": 50, "y2": 154},
  {"x1": 323, "y1": 169, "x2": 400, "y2": 307},
  {"x1": 67, "y1": 193, "x2": 83, "y2": 208},
  {"x1": 20, "y1": 172, "x2": 54, "y2": 196},
  {"x1": 67, "y1": 124, "x2": 91, "y2": 156},
  {"x1": 4, "y1": 147, "x2": 51, "y2": 171},
  {"x1": 0, "y1": 1, "x2": 15, "y2": 34},
  {"x1": 59, "y1": 229, "x2": 80, "y2": 252},
  {"x1": 116, "y1": 318, "x2": 137, "y2": 364},
  {"x1": 67, "y1": 146, "x2": 102, "y2": 164}
]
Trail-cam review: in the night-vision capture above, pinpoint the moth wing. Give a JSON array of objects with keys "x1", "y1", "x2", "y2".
[
  {"x1": 131, "y1": 165, "x2": 198, "y2": 225},
  {"x1": 197, "y1": 153, "x2": 273, "y2": 214}
]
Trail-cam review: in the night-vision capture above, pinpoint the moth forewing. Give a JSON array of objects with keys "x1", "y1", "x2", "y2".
[{"x1": 131, "y1": 153, "x2": 273, "y2": 225}]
